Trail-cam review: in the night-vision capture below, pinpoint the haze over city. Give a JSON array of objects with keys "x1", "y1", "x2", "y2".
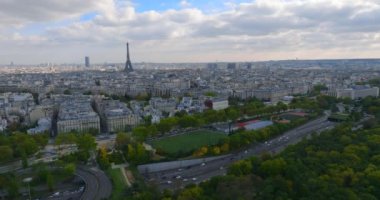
[{"x1": 1, "y1": 0, "x2": 380, "y2": 64}]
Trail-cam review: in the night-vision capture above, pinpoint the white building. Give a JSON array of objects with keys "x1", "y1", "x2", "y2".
[
  {"x1": 101, "y1": 100, "x2": 140, "y2": 133},
  {"x1": 212, "y1": 98, "x2": 229, "y2": 111},
  {"x1": 329, "y1": 86, "x2": 379, "y2": 100},
  {"x1": 57, "y1": 100, "x2": 100, "y2": 134},
  {"x1": 149, "y1": 97, "x2": 177, "y2": 113}
]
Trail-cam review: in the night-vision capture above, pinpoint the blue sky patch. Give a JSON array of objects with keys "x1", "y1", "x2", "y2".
[{"x1": 133, "y1": 0, "x2": 251, "y2": 12}]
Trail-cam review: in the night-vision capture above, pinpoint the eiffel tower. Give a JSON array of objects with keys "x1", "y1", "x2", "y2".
[{"x1": 124, "y1": 42, "x2": 133, "y2": 72}]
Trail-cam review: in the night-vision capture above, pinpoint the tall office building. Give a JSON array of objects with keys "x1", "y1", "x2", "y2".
[
  {"x1": 124, "y1": 43, "x2": 134, "y2": 72},
  {"x1": 85, "y1": 56, "x2": 90, "y2": 67}
]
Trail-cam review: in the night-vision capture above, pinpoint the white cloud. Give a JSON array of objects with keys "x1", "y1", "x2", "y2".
[
  {"x1": 180, "y1": 0, "x2": 191, "y2": 8},
  {"x1": 0, "y1": 0, "x2": 380, "y2": 64},
  {"x1": 0, "y1": 0, "x2": 115, "y2": 27}
]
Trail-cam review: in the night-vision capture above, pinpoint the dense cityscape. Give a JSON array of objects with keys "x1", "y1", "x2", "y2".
[
  {"x1": 1, "y1": 56, "x2": 380, "y2": 199},
  {"x1": 2, "y1": 0, "x2": 380, "y2": 200}
]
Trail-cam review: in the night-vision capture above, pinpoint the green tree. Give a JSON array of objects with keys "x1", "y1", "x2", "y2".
[
  {"x1": 228, "y1": 160, "x2": 253, "y2": 176},
  {"x1": 0, "y1": 145, "x2": 13, "y2": 162},
  {"x1": 178, "y1": 115, "x2": 199, "y2": 128},
  {"x1": 178, "y1": 186, "x2": 203, "y2": 200},
  {"x1": 311, "y1": 84, "x2": 328, "y2": 95},
  {"x1": 64, "y1": 163, "x2": 76, "y2": 176},
  {"x1": 11, "y1": 133, "x2": 38, "y2": 156},
  {"x1": 204, "y1": 91, "x2": 217, "y2": 97},
  {"x1": 276, "y1": 101, "x2": 288, "y2": 112},
  {"x1": 132, "y1": 126, "x2": 149, "y2": 142},
  {"x1": 63, "y1": 89, "x2": 72, "y2": 95},
  {"x1": 127, "y1": 144, "x2": 136, "y2": 161},
  {"x1": 46, "y1": 172, "x2": 54, "y2": 191},
  {"x1": 0, "y1": 135, "x2": 10, "y2": 146},
  {"x1": 32, "y1": 134, "x2": 48, "y2": 148},
  {"x1": 143, "y1": 115, "x2": 152, "y2": 125},
  {"x1": 157, "y1": 117, "x2": 178, "y2": 133},
  {"x1": 7, "y1": 175, "x2": 20, "y2": 199},
  {"x1": 144, "y1": 125, "x2": 158, "y2": 137},
  {"x1": 21, "y1": 152, "x2": 28, "y2": 168},
  {"x1": 259, "y1": 158, "x2": 287, "y2": 177},
  {"x1": 55, "y1": 133, "x2": 77, "y2": 146},
  {"x1": 226, "y1": 108, "x2": 240, "y2": 121},
  {"x1": 97, "y1": 147, "x2": 110, "y2": 169},
  {"x1": 115, "y1": 132, "x2": 131, "y2": 150},
  {"x1": 76, "y1": 134, "x2": 96, "y2": 152}
]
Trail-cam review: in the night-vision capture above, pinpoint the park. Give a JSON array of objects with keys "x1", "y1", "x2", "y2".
[{"x1": 151, "y1": 130, "x2": 227, "y2": 155}]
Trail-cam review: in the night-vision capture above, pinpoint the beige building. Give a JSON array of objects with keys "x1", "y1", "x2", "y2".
[
  {"x1": 328, "y1": 86, "x2": 379, "y2": 100},
  {"x1": 233, "y1": 89, "x2": 290, "y2": 102},
  {"x1": 105, "y1": 113, "x2": 140, "y2": 133},
  {"x1": 212, "y1": 98, "x2": 229, "y2": 111},
  {"x1": 101, "y1": 100, "x2": 141, "y2": 133},
  {"x1": 57, "y1": 100, "x2": 100, "y2": 134},
  {"x1": 149, "y1": 97, "x2": 177, "y2": 113},
  {"x1": 57, "y1": 116, "x2": 100, "y2": 134},
  {"x1": 29, "y1": 105, "x2": 53, "y2": 124}
]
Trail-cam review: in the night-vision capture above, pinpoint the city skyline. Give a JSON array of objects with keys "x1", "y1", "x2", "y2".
[{"x1": 1, "y1": 0, "x2": 380, "y2": 64}]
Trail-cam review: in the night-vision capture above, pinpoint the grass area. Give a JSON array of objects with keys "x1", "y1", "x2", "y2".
[
  {"x1": 280, "y1": 114, "x2": 305, "y2": 121},
  {"x1": 328, "y1": 113, "x2": 350, "y2": 121},
  {"x1": 106, "y1": 168, "x2": 128, "y2": 200},
  {"x1": 151, "y1": 130, "x2": 227, "y2": 155}
]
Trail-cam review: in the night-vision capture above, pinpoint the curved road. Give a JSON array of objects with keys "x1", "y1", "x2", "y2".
[{"x1": 75, "y1": 167, "x2": 112, "y2": 200}]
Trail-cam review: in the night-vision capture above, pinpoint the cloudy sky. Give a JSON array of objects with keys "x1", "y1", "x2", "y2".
[{"x1": 0, "y1": 0, "x2": 380, "y2": 64}]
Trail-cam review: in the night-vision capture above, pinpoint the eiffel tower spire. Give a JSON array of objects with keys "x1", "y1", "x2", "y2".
[{"x1": 124, "y1": 42, "x2": 133, "y2": 72}]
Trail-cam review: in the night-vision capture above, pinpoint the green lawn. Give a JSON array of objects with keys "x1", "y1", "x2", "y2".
[
  {"x1": 280, "y1": 113, "x2": 305, "y2": 121},
  {"x1": 151, "y1": 130, "x2": 227, "y2": 155},
  {"x1": 106, "y1": 168, "x2": 128, "y2": 200},
  {"x1": 328, "y1": 113, "x2": 350, "y2": 121}
]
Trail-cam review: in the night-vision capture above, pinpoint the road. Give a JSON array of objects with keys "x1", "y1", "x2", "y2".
[
  {"x1": 75, "y1": 167, "x2": 112, "y2": 200},
  {"x1": 141, "y1": 116, "x2": 338, "y2": 190}
]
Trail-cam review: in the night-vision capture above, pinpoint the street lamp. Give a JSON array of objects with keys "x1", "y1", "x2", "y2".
[{"x1": 23, "y1": 177, "x2": 33, "y2": 200}]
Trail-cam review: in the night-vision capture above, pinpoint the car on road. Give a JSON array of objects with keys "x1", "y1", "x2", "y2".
[
  {"x1": 192, "y1": 177, "x2": 197, "y2": 181},
  {"x1": 201, "y1": 162, "x2": 206, "y2": 166},
  {"x1": 52, "y1": 192, "x2": 60, "y2": 197},
  {"x1": 167, "y1": 180, "x2": 172, "y2": 184},
  {"x1": 176, "y1": 175, "x2": 182, "y2": 179}
]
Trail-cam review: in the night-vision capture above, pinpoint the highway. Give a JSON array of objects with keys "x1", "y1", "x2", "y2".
[
  {"x1": 75, "y1": 167, "x2": 112, "y2": 200},
  {"x1": 141, "y1": 116, "x2": 337, "y2": 190}
]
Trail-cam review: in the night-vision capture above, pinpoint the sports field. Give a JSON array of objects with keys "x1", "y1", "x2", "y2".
[{"x1": 151, "y1": 130, "x2": 227, "y2": 155}]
